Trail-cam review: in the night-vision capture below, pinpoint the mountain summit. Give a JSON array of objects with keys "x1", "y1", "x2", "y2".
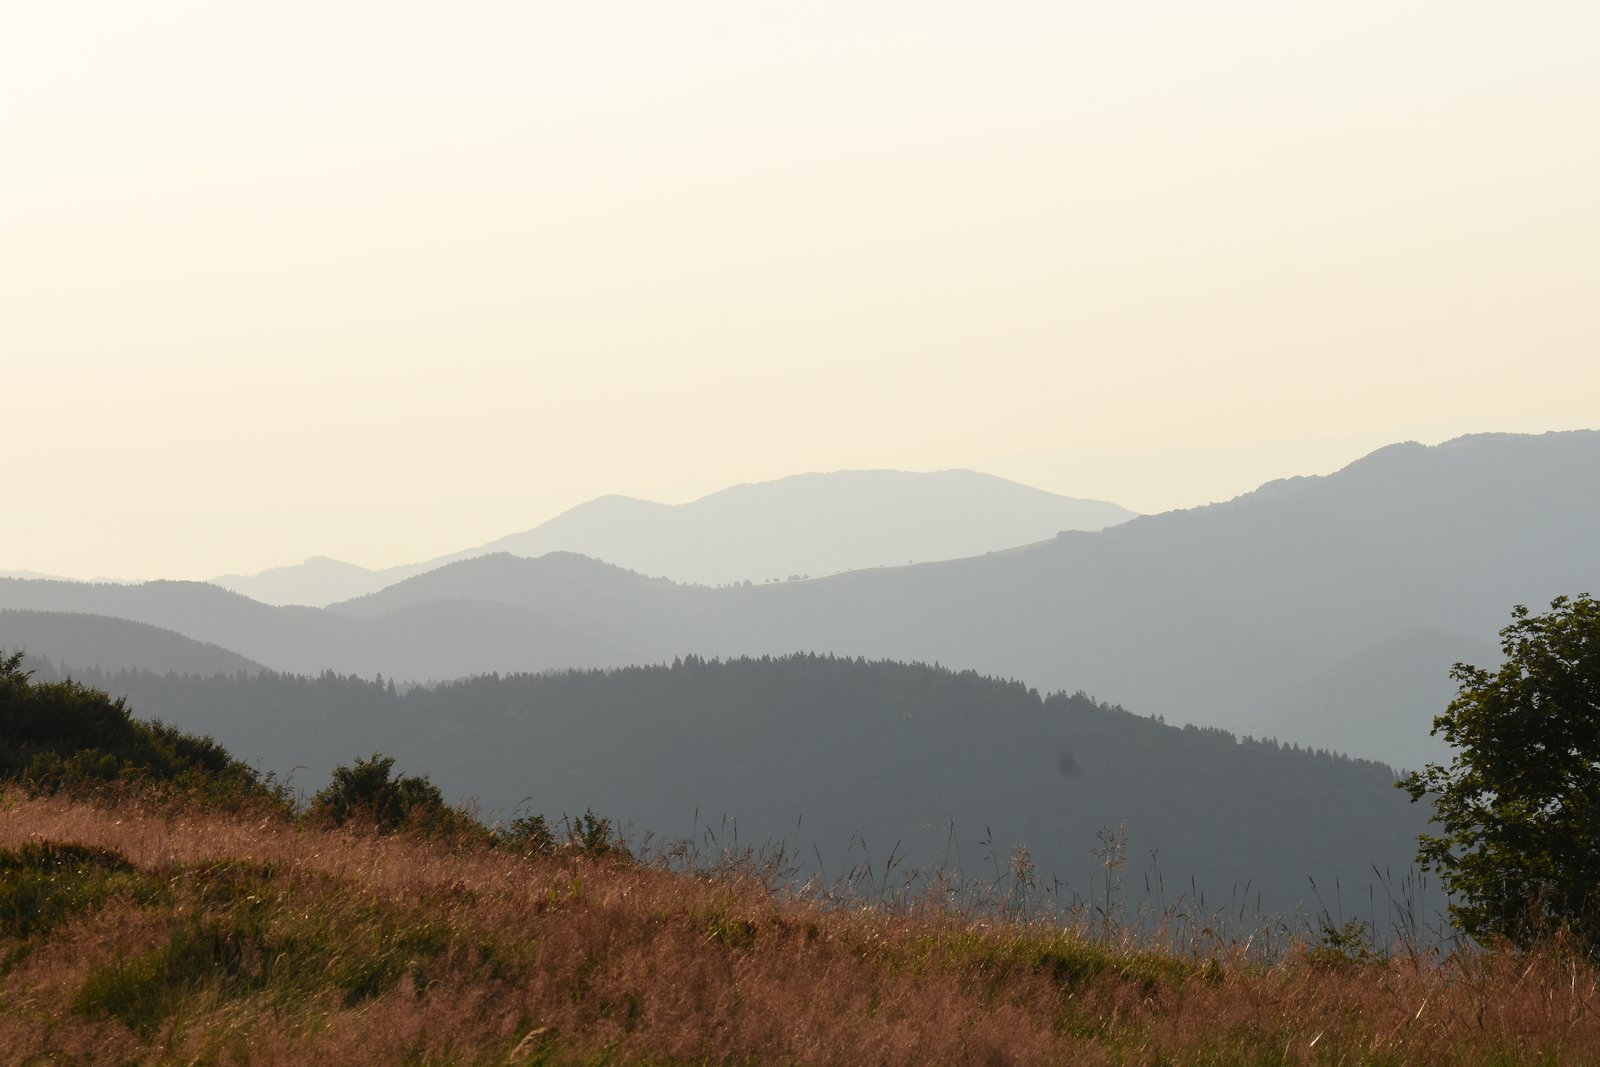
[{"x1": 212, "y1": 469, "x2": 1134, "y2": 606}]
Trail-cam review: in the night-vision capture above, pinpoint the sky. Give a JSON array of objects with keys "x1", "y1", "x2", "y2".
[{"x1": 4, "y1": 2, "x2": 1597, "y2": 580}]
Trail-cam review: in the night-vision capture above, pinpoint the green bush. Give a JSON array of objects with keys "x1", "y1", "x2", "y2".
[
  {"x1": 309, "y1": 753, "x2": 467, "y2": 834},
  {"x1": 0, "y1": 649, "x2": 276, "y2": 809},
  {"x1": 568, "y1": 808, "x2": 628, "y2": 858},
  {"x1": 499, "y1": 812, "x2": 558, "y2": 855},
  {"x1": 496, "y1": 808, "x2": 630, "y2": 859}
]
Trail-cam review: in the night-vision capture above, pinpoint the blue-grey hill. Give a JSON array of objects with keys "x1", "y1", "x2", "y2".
[{"x1": 210, "y1": 469, "x2": 1135, "y2": 606}]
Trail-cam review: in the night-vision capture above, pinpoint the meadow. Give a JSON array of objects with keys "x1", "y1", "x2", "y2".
[{"x1": 5, "y1": 786, "x2": 1600, "y2": 1066}]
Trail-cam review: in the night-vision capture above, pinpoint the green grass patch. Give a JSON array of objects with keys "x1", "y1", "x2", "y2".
[
  {"x1": 73, "y1": 858, "x2": 462, "y2": 1037},
  {"x1": 0, "y1": 841, "x2": 161, "y2": 954},
  {"x1": 692, "y1": 889, "x2": 760, "y2": 950},
  {"x1": 73, "y1": 917, "x2": 273, "y2": 1037},
  {"x1": 905, "y1": 925, "x2": 1193, "y2": 995}
]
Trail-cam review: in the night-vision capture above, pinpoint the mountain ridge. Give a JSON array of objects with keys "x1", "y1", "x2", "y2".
[
  {"x1": 0, "y1": 609, "x2": 265, "y2": 678},
  {"x1": 5, "y1": 430, "x2": 1595, "y2": 767},
  {"x1": 212, "y1": 468, "x2": 1136, "y2": 606}
]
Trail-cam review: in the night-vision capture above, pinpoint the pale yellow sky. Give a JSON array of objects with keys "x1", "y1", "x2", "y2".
[{"x1": 3, "y1": 2, "x2": 1597, "y2": 579}]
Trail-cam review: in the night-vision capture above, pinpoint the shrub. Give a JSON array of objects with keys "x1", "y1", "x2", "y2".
[
  {"x1": 0, "y1": 648, "x2": 277, "y2": 810},
  {"x1": 309, "y1": 753, "x2": 465, "y2": 834},
  {"x1": 499, "y1": 812, "x2": 558, "y2": 855},
  {"x1": 568, "y1": 808, "x2": 624, "y2": 857}
]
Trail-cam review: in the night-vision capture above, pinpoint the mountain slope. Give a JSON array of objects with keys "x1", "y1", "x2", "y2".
[
  {"x1": 212, "y1": 469, "x2": 1135, "y2": 606},
  {"x1": 63, "y1": 655, "x2": 1423, "y2": 915}
]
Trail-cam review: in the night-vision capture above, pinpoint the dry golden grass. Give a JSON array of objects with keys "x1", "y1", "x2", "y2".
[{"x1": 5, "y1": 788, "x2": 1600, "y2": 1065}]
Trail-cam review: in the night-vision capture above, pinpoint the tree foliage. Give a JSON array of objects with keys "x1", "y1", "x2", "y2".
[{"x1": 1402, "y1": 595, "x2": 1600, "y2": 946}]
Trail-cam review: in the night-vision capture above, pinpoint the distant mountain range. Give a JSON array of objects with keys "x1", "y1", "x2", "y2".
[
  {"x1": 50, "y1": 655, "x2": 1425, "y2": 916},
  {"x1": 2, "y1": 431, "x2": 1595, "y2": 769},
  {"x1": 211, "y1": 469, "x2": 1136, "y2": 606},
  {"x1": 0, "y1": 570, "x2": 132, "y2": 584}
]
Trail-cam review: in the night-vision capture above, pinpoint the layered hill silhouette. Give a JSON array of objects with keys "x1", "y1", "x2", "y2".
[
  {"x1": 1239, "y1": 629, "x2": 1500, "y2": 766},
  {"x1": 4, "y1": 431, "x2": 1595, "y2": 767},
  {"x1": 0, "y1": 610, "x2": 263, "y2": 678},
  {"x1": 47, "y1": 655, "x2": 1424, "y2": 915},
  {"x1": 212, "y1": 469, "x2": 1135, "y2": 606},
  {"x1": 0, "y1": 576, "x2": 643, "y2": 682}
]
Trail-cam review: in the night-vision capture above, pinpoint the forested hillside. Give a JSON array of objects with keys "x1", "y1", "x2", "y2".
[{"x1": 59, "y1": 654, "x2": 1424, "y2": 916}]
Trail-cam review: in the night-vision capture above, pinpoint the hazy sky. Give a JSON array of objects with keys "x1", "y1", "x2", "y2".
[{"x1": 5, "y1": 2, "x2": 1597, "y2": 580}]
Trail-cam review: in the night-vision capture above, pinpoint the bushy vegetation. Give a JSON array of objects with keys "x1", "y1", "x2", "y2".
[
  {"x1": 306, "y1": 752, "x2": 462, "y2": 834},
  {"x1": 0, "y1": 649, "x2": 273, "y2": 808}
]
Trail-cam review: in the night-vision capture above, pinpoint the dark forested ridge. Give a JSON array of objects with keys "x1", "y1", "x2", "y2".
[
  {"x1": 52, "y1": 654, "x2": 1423, "y2": 916},
  {"x1": 5, "y1": 432, "x2": 1595, "y2": 769}
]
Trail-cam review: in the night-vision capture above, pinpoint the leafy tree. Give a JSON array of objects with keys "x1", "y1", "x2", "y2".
[{"x1": 1401, "y1": 595, "x2": 1600, "y2": 946}]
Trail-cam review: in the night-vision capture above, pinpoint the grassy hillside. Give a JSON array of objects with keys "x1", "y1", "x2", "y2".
[{"x1": 7, "y1": 788, "x2": 1600, "y2": 1065}]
